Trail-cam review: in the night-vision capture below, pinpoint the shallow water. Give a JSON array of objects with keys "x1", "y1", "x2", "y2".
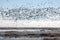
[{"x1": 0, "y1": 37, "x2": 43, "y2": 40}]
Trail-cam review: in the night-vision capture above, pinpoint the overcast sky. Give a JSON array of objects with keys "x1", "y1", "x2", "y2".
[{"x1": 0, "y1": 0, "x2": 60, "y2": 9}]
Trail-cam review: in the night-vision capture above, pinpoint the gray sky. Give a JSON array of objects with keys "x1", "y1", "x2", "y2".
[{"x1": 0, "y1": 0, "x2": 60, "y2": 9}]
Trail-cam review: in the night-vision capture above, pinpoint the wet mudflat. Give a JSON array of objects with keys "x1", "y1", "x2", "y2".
[{"x1": 0, "y1": 28, "x2": 60, "y2": 40}]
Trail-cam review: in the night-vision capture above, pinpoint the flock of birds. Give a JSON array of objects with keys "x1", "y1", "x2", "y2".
[{"x1": 0, "y1": 7, "x2": 60, "y2": 21}]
